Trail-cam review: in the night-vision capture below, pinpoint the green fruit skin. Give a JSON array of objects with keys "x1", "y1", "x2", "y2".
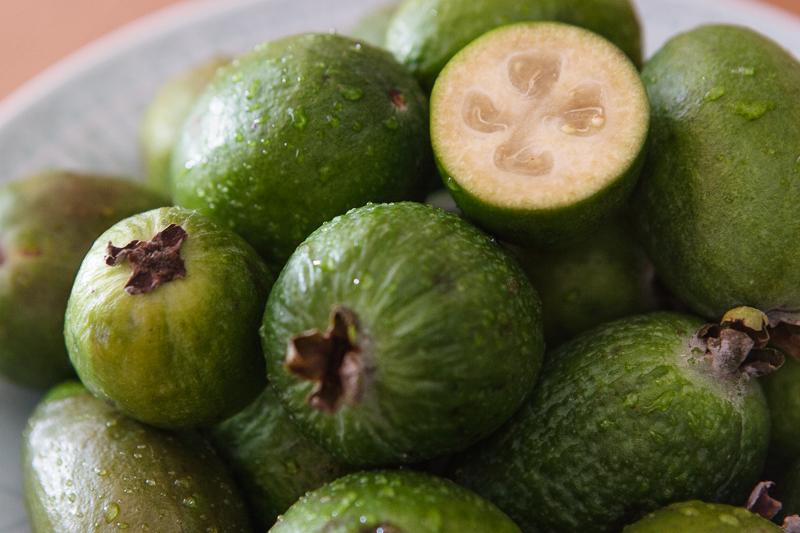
[
  {"x1": 350, "y1": 2, "x2": 399, "y2": 47},
  {"x1": 271, "y1": 470, "x2": 521, "y2": 533},
  {"x1": 0, "y1": 171, "x2": 166, "y2": 389},
  {"x1": 623, "y1": 501, "x2": 782, "y2": 532},
  {"x1": 387, "y1": 0, "x2": 642, "y2": 90},
  {"x1": 779, "y1": 459, "x2": 800, "y2": 517},
  {"x1": 65, "y1": 207, "x2": 273, "y2": 428},
  {"x1": 450, "y1": 313, "x2": 770, "y2": 533},
  {"x1": 210, "y1": 387, "x2": 350, "y2": 529},
  {"x1": 23, "y1": 382, "x2": 252, "y2": 533},
  {"x1": 635, "y1": 25, "x2": 800, "y2": 319},
  {"x1": 263, "y1": 202, "x2": 544, "y2": 467},
  {"x1": 512, "y1": 217, "x2": 658, "y2": 344},
  {"x1": 141, "y1": 56, "x2": 230, "y2": 196},
  {"x1": 762, "y1": 356, "x2": 800, "y2": 460},
  {"x1": 172, "y1": 33, "x2": 431, "y2": 266},
  {"x1": 431, "y1": 22, "x2": 649, "y2": 247}
]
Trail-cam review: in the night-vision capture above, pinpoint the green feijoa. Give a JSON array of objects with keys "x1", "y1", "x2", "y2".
[
  {"x1": 0, "y1": 171, "x2": 166, "y2": 389},
  {"x1": 141, "y1": 56, "x2": 230, "y2": 196},
  {"x1": 262, "y1": 202, "x2": 544, "y2": 467},
  {"x1": 350, "y1": 2, "x2": 398, "y2": 47},
  {"x1": 635, "y1": 25, "x2": 800, "y2": 341},
  {"x1": 65, "y1": 207, "x2": 273, "y2": 428},
  {"x1": 623, "y1": 501, "x2": 782, "y2": 532},
  {"x1": 763, "y1": 356, "x2": 800, "y2": 460},
  {"x1": 431, "y1": 23, "x2": 649, "y2": 246},
  {"x1": 512, "y1": 217, "x2": 659, "y2": 344},
  {"x1": 210, "y1": 387, "x2": 350, "y2": 528},
  {"x1": 387, "y1": 0, "x2": 642, "y2": 91},
  {"x1": 271, "y1": 470, "x2": 521, "y2": 533},
  {"x1": 23, "y1": 381, "x2": 252, "y2": 532},
  {"x1": 451, "y1": 312, "x2": 773, "y2": 532},
  {"x1": 172, "y1": 33, "x2": 431, "y2": 266}
]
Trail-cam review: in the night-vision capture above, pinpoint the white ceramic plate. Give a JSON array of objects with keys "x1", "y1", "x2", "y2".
[{"x1": 1, "y1": 0, "x2": 798, "y2": 530}]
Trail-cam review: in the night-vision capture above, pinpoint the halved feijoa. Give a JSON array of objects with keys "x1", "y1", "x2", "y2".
[
  {"x1": 271, "y1": 470, "x2": 521, "y2": 533},
  {"x1": 431, "y1": 22, "x2": 649, "y2": 246},
  {"x1": 262, "y1": 202, "x2": 544, "y2": 467},
  {"x1": 451, "y1": 312, "x2": 775, "y2": 532},
  {"x1": 65, "y1": 207, "x2": 274, "y2": 428},
  {"x1": 211, "y1": 387, "x2": 350, "y2": 528},
  {"x1": 0, "y1": 171, "x2": 166, "y2": 389}
]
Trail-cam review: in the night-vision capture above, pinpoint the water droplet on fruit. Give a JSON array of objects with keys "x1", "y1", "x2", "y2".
[
  {"x1": 145, "y1": 479, "x2": 156, "y2": 487},
  {"x1": 732, "y1": 101, "x2": 774, "y2": 120},
  {"x1": 383, "y1": 116, "x2": 399, "y2": 130},
  {"x1": 340, "y1": 85, "x2": 364, "y2": 101},
  {"x1": 67, "y1": 493, "x2": 77, "y2": 502},
  {"x1": 703, "y1": 87, "x2": 726, "y2": 102},
  {"x1": 103, "y1": 502, "x2": 120, "y2": 523},
  {"x1": 730, "y1": 66, "x2": 755, "y2": 76},
  {"x1": 353, "y1": 278, "x2": 361, "y2": 286},
  {"x1": 444, "y1": 176, "x2": 461, "y2": 192}
]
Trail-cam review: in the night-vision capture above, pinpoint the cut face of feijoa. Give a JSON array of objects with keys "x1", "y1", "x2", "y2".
[{"x1": 431, "y1": 22, "x2": 649, "y2": 245}]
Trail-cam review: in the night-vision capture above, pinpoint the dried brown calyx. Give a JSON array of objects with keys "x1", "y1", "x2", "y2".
[
  {"x1": 744, "y1": 480, "x2": 800, "y2": 532},
  {"x1": 767, "y1": 309, "x2": 800, "y2": 361},
  {"x1": 105, "y1": 224, "x2": 188, "y2": 295},
  {"x1": 286, "y1": 306, "x2": 366, "y2": 414},
  {"x1": 694, "y1": 306, "x2": 785, "y2": 378}
]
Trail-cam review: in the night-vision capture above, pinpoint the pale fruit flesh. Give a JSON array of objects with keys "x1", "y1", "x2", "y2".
[{"x1": 433, "y1": 23, "x2": 648, "y2": 210}]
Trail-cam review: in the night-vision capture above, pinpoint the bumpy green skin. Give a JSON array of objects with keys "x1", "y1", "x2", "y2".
[
  {"x1": 431, "y1": 23, "x2": 649, "y2": 247},
  {"x1": 781, "y1": 460, "x2": 800, "y2": 516},
  {"x1": 512, "y1": 218, "x2": 658, "y2": 344},
  {"x1": 623, "y1": 501, "x2": 782, "y2": 532},
  {"x1": 350, "y1": 2, "x2": 398, "y2": 47},
  {"x1": 762, "y1": 356, "x2": 800, "y2": 460},
  {"x1": 23, "y1": 382, "x2": 252, "y2": 533},
  {"x1": 271, "y1": 470, "x2": 521, "y2": 533},
  {"x1": 387, "y1": 0, "x2": 642, "y2": 90},
  {"x1": 0, "y1": 171, "x2": 166, "y2": 389},
  {"x1": 141, "y1": 57, "x2": 229, "y2": 196},
  {"x1": 451, "y1": 313, "x2": 770, "y2": 532},
  {"x1": 65, "y1": 207, "x2": 273, "y2": 428},
  {"x1": 263, "y1": 202, "x2": 544, "y2": 466},
  {"x1": 210, "y1": 387, "x2": 350, "y2": 528},
  {"x1": 172, "y1": 34, "x2": 431, "y2": 266},
  {"x1": 635, "y1": 25, "x2": 800, "y2": 319}
]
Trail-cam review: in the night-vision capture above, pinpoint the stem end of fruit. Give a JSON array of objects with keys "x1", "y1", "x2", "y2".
[
  {"x1": 105, "y1": 224, "x2": 187, "y2": 295},
  {"x1": 286, "y1": 306, "x2": 365, "y2": 414}
]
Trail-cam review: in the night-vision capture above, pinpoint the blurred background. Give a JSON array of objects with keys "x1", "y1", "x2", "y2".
[{"x1": 1, "y1": 0, "x2": 798, "y2": 100}]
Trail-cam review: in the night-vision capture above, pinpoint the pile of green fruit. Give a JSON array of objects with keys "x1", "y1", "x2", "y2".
[{"x1": 4, "y1": 0, "x2": 800, "y2": 531}]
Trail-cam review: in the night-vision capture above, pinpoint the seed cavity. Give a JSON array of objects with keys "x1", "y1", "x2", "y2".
[
  {"x1": 462, "y1": 91, "x2": 507, "y2": 133},
  {"x1": 507, "y1": 52, "x2": 561, "y2": 98},
  {"x1": 559, "y1": 83, "x2": 606, "y2": 136},
  {"x1": 494, "y1": 142, "x2": 554, "y2": 176}
]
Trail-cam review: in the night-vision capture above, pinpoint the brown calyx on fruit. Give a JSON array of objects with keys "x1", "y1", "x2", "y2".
[
  {"x1": 695, "y1": 306, "x2": 784, "y2": 378},
  {"x1": 746, "y1": 481, "x2": 782, "y2": 520},
  {"x1": 286, "y1": 306, "x2": 365, "y2": 414},
  {"x1": 105, "y1": 224, "x2": 187, "y2": 295},
  {"x1": 767, "y1": 309, "x2": 800, "y2": 360},
  {"x1": 389, "y1": 89, "x2": 407, "y2": 111},
  {"x1": 784, "y1": 515, "x2": 800, "y2": 533}
]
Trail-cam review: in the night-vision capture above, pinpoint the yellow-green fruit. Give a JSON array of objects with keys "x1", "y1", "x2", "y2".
[
  {"x1": 623, "y1": 501, "x2": 782, "y2": 532},
  {"x1": 65, "y1": 207, "x2": 274, "y2": 428}
]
